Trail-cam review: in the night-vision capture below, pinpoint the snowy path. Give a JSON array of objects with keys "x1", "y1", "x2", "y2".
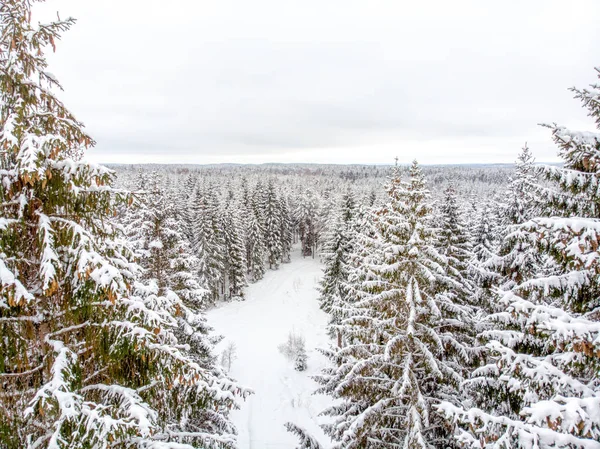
[{"x1": 207, "y1": 246, "x2": 334, "y2": 449}]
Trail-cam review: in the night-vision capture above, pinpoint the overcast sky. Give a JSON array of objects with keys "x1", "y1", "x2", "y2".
[{"x1": 33, "y1": 0, "x2": 600, "y2": 165}]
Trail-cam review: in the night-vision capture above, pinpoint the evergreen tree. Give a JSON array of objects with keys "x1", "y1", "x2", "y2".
[
  {"x1": 440, "y1": 67, "x2": 600, "y2": 449},
  {"x1": 125, "y1": 173, "x2": 209, "y2": 307},
  {"x1": 222, "y1": 205, "x2": 247, "y2": 299},
  {"x1": 0, "y1": 3, "x2": 247, "y2": 447},
  {"x1": 436, "y1": 184, "x2": 475, "y2": 307},
  {"x1": 179, "y1": 172, "x2": 199, "y2": 245},
  {"x1": 205, "y1": 183, "x2": 227, "y2": 297},
  {"x1": 501, "y1": 144, "x2": 539, "y2": 228},
  {"x1": 190, "y1": 186, "x2": 224, "y2": 303},
  {"x1": 279, "y1": 194, "x2": 293, "y2": 263},
  {"x1": 316, "y1": 161, "x2": 461, "y2": 449},
  {"x1": 295, "y1": 189, "x2": 320, "y2": 257},
  {"x1": 264, "y1": 179, "x2": 282, "y2": 269},
  {"x1": 318, "y1": 190, "x2": 356, "y2": 348},
  {"x1": 470, "y1": 203, "x2": 499, "y2": 290},
  {"x1": 434, "y1": 185, "x2": 479, "y2": 378},
  {"x1": 245, "y1": 207, "x2": 267, "y2": 282},
  {"x1": 488, "y1": 145, "x2": 543, "y2": 289}
]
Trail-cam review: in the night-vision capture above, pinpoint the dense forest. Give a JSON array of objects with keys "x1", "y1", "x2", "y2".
[{"x1": 0, "y1": 1, "x2": 598, "y2": 449}]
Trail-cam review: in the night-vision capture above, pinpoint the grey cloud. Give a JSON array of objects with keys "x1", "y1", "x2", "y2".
[{"x1": 34, "y1": 0, "x2": 600, "y2": 164}]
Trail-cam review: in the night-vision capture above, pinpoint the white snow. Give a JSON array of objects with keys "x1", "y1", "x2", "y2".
[{"x1": 207, "y1": 245, "x2": 334, "y2": 449}]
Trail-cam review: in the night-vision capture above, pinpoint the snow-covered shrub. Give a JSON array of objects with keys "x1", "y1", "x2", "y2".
[
  {"x1": 279, "y1": 331, "x2": 308, "y2": 371},
  {"x1": 294, "y1": 350, "x2": 308, "y2": 372}
]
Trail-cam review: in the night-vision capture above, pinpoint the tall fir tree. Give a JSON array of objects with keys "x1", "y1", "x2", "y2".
[
  {"x1": 279, "y1": 194, "x2": 293, "y2": 263},
  {"x1": 487, "y1": 145, "x2": 543, "y2": 290},
  {"x1": 470, "y1": 203, "x2": 499, "y2": 290},
  {"x1": 222, "y1": 204, "x2": 247, "y2": 299},
  {"x1": 179, "y1": 172, "x2": 199, "y2": 245},
  {"x1": 318, "y1": 190, "x2": 356, "y2": 348},
  {"x1": 315, "y1": 161, "x2": 462, "y2": 449},
  {"x1": 205, "y1": 183, "x2": 227, "y2": 297},
  {"x1": 264, "y1": 179, "x2": 282, "y2": 269},
  {"x1": 190, "y1": 186, "x2": 224, "y2": 303},
  {"x1": 0, "y1": 3, "x2": 247, "y2": 447},
  {"x1": 439, "y1": 67, "x2": 600, "y2": 449},
  {"x1": 436, "y1": 184, "x2": 475, "y2": 307},
  {"x1": 245, "y1": 206, "x2": 267, "y2": 282},
  {"x1": 434, "y1": 184, "x2": 479, "y2": 379},
  {"x1": 295, "y1": 188, "x2": 320, "y2": 257},
  {"x1": 501, "y1": 144, "x2": 539, "y2": 228}
]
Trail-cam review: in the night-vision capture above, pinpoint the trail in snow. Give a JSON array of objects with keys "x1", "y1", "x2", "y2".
[{"x1": 207, "y1": 246, "x2": 334, "y2": 449}]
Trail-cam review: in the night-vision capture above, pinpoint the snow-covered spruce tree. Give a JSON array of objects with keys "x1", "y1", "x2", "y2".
[
  {"x1": 439, "y1": 69, "x2": 600, "y2": 449},
  {"x1": 245, "y1": 206, "x2": 267, "y2": 282},
  {"x1": 436, "y1": 184, "x2": 475, "y2": 308},
  {"x1": 318, "y1": 190, "x2": 356, "y2": 348},
  {"x1": 205, "y1": 183, "x2": 228, "y2": 297},
  {"x1": 190, "y1": 186, "x2": 225, "y2": 303},
  {"x1": 222, "y1": 204, "x2": 247, "y2": 299},
  {"x1": 124, "y1": 172, "x2": 209, "y2": 308},
  {"x1": 434, "y1": 184, "x2": 479, "y2": 376},
  {"x1": 317, "y1": 201, "x2": 380, "y2": 376},
  {"x1": 333, "y1": 203, "x2": 380, "y2": 348},
  {"x1": 470, "y1": 202, "x2": 499, "y2": 290},
  {"x1": 243, "y1": 180, "x2": 268, "y2": 281},
  {"x1": 178, "y1": 173, "x2": 200, "y2": 245},
  {"x1": 315, "y1": 161, "x2": 462, "y2": 449},
  {"x1": 368, "y1": 189, "x2": 377, "y2": 207},
  {"x1": 486, "y1": 145, "x2": 543, "y2": 290},
  {"x1": 252, "y1": 179, "x2": 266, "y2": 225},
  {"x1": 279, "y1": 194, "x2": 293, "y2": 263},
  {"x1": 501, "y1": 144, "x2": 539, "y2": 228},
  {"x1": 0, "y1": 2, "x2": 247, "y2": 447},
  {"x1": 295, "y1": 188, "x2": 320, "y2": 257},
  {"x1": 317, "y1": 190, "x2": 336, "y2": 254},
  {"x1": 264, "y1": 179, "x2": 282, "y2": 269}
]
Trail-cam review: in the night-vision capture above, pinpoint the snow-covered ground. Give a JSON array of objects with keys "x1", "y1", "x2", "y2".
[{"x1": 207, "y1": 246, "x2": 334, "y2": 449}]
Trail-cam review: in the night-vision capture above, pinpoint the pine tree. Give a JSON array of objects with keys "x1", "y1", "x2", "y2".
[
  {"x1": 439, "y1": 67, "x2": 600, "y2": 449},
  {"x1": 0, "y1": 3, "x2": 247, "y2": 447},
  {"x1": 316, "y1": 161, "x2": 461, "y2": 449}
]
